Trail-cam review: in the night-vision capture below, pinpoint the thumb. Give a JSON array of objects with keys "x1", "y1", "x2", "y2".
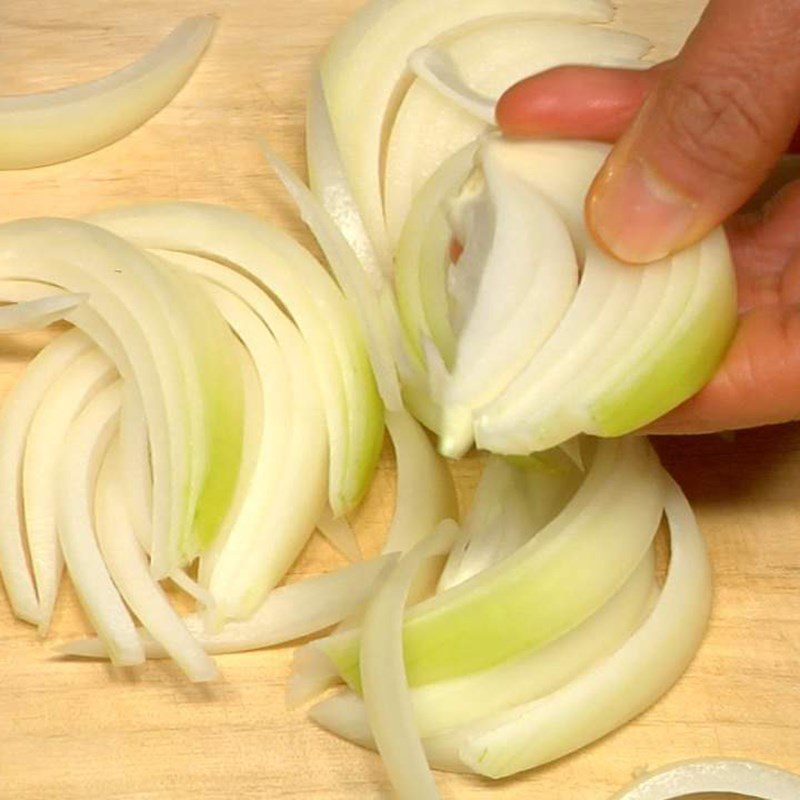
[{"x1": 588, "y1": 0, "x2": 800, "y2": 264}]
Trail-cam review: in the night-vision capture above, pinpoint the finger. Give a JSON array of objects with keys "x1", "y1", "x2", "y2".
[
  {"x1": 727, "y1": 180, "x2": 800, "y2": 311},
  {"x1": 587, "y1": 0, "x2": 800, "y2": 264},
  {"x1": 496, "y1": 65, "x2": 661, "y2": 141},
  {"x1": 645, "y1": 298, "x2": 800, "y2": 434}
]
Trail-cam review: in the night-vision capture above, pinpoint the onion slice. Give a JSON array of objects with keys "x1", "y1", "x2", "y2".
[
  {"x1": 0, "y1": 16, "x2": 216, "y2": 169},
  {"x1": 23, "y1": 346, "x2": 116, "y2": 634},
  {"x1": 0, "y1": 327, "x2": 92, "y2": 623},
  {"x1": 59, "y1": 554, "x2": 399, "y2": 658},
  {"x1": 94, "y1": 439, "x2": 218, "y2": 682},
  {"x1": 455, "y1": 476, "x2": 712, "y2": 778},
  {"x1": 359, "y1": 520, "x2": 459, "y2": 800},
  {"x1": 610, "y1": 759, "x2": 800, "y2": 800},
  {"x1": 56, "y1": 382, "x2": 144, "y2": 666}
]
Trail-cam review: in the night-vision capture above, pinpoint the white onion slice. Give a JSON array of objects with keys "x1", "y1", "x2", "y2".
[
  {"x1": 0, "y1": 327, "x2": 92, "y2": 624},
  {"x1": 409, "y1": 47, "x2": 495, "y2": 124},
  {"x1": 384, "y1": 410, "x2": 458, "y2": 555},
  {"x1": 455, "y1": 476, "x2": 711, "y2": 778},
  {"x1": 312, "y1": 544, "x2": 655, "y2": 743},
  {"x1": 0, "y1": 293, "x2": 86, "y2": 329},
  {"x1": 359, "y1": 520, "x2": 459, "y2": 799},
  {"x1": 611, "y1": 759, "x2": 800, "y2": 800},
  {"x1": 56, "y1": 382, "x2": 143, "y2": 666},
  {"x1": 94, "y1": 439, "x2": 217, "y2": 682},
  {"x1": 0, "y1": 16, "x2": 215, "y2": 169},
  {"x1": 384, "y1": 19, "x2": 650, "y2": 244},
  {"x1": 59, "y1": 554, "x2": 399, "y2": 659},
  {"x1": 87, "y1": 202, "x2": 382, "y2": 518},
  {"x1": 316, "y1": 0, "x2": 614, "y2": 267},
  {"x1": 23, "y1": 346, "x2": 116, "y2": 634},
  {"x1": 260, "y1": 139, "x2": 403, "y2": 410}
]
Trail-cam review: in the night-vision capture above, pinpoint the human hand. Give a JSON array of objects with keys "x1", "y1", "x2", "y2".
[{"x1": 496, "y1": 0, "x2": 800, "y2": 434}]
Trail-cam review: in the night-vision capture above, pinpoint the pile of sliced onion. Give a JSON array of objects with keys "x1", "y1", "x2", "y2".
[{"x1": 0, "y1": 3, "x2": 794, "y2": 800}]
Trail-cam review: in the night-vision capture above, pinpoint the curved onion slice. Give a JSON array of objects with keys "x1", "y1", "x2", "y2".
[
  {"x1": 0, "y1": 16, "x2": 215, "y2": 169},
  {"x1": 440, "y1": 141, "x2": 579, "y2": 455},
  {"x1": 56, "y1": 382, "x2": 143, "y2": 666},
  {"x1": 611, "y1": 759, "x2": 800, "y2": 800},
  {"x1": 311, "y1": 544, "x2": 655, "y2": 743},
  {"x1": 394, "y1": 144, "x2": 476, "y2": 370},
  {"x1": 94, "y1": 439, "x2": 217, "y2": 682},
  {"x1": 465, "y1": 140, "x2": 736, "y2": 452},
  {"x1": 384, "y1": 410, "x2": 458, "y2": 555},
  {"x1": 59, "y1": 554, "x2": 399, "y2": 659},
  {"x1": 260, "y1": 139, "x2": 403, "y2": 410},
  {"x1": 448, "y1": 476, "x2": 711, "y2": 778},
  {"x1": 437, "y1": 449, "x2": 582, "y2": 592},
  {"x1": 385, "y1": 20, "x2": 650, "y2": 241},
  {"x1": 314, "y1": 0, "x2": 615, "y2": 268},
  {"x1": 316, "y1": 436, "x2": 665, "y2": 689},
  {"x1": 23, "y1": 346, "x2": 117, "y2": 634},
  {"x1": 0, "y1": 220, "x2": 243, "y2": 577},
  {"x1": 359, "y1": 521, "x2": 459, "y2": 800},
  {"x1": 86, "y1": 202, "x2": 382, "y2": 517},
  {"x1": 0, "y1": 293, "x2": 86, "y2": 329},
  {"x1": 0, "y1": 327, "x2": 92, "y2": 623},
  {"x1": 150, "y1": 248, "x2": 329, "y2": 619}
]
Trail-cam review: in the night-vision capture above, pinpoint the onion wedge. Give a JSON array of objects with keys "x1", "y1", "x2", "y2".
[{"x1": 0, "y1": 16, "x2": 216, "y2": 169}]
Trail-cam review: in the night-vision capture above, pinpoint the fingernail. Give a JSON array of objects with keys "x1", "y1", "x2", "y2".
[{"x1": 587, "y1": 155, "x2": 698, "y2": 264}]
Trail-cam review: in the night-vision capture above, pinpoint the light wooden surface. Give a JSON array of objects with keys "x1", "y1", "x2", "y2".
[{"x1": 1, "y1": 1, "x2": 798, "y2": 798}]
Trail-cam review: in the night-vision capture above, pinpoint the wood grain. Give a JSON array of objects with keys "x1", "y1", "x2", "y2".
[{"x1": 1, "y1": 1, "x2": 798, "y2": 798}]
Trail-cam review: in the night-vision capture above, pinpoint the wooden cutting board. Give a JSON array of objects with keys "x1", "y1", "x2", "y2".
[{"x1": 1, "y1": 1, "x2": 798, "y2": 797}]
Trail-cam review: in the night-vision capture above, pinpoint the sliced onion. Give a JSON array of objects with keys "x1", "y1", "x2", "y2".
[
  {"x1": 94, "y1": 438, "x2": 217, "y2": 682},
  {"x1": 312, "y1": 544, "x2": 655, "y2": 743},
  {"x1": 437, "y1": 449, "x2": 582, "y2": 592},
  {"x1": 0, "y1": 16, "x2": 215, "y2": 169},
  {"x1": 151, "y1": 248, "x2": 328, "y2": 620},
  {"x1": 318, "y1": 436, "x2": 665, "y2": 689},
  {"x1": 611, "y1": 759, "x2": 800, "y2": 800},
  {"x1": 0, "y1": 293, "x2": 86, "y2": 329},
  {"x1": 0, "y1": 327, "x2": 92, "y2": 624},
  {"x1": 315, "y1": 0, "x2": 615, "y2": 267},
  {"x1": 466, "y1": 140, "x2": 735, "y2": 452},
  {"x1": 0, "y1": 219, "x2": 244, "y2": 578},
  {"x1": 23, "y1": 346, "x2": 116, "y2": 634},
  {"x1": 359, "y1": 520, "x2": 459, "y2": 799},
  {"x1": 453, "y1": 476, "x2": 711, "y2": 778},
  {"x1": 385, "y1": 20, "x2": 649, "y2": 240},
  {"x1": 87, "y1": 202, "x2": 382, "y2": 518},
  {"x1": 60, "y1": 554, "x2": 399, "y2": 659},
  {"x1": 440, "y1": 140, "x2": 579, "y2": 455},
  {"x1": 56, "y1": 382, "x2": 143, "y2": 666},
  {"x1": 260, "y1": 139, "x2": 404, "y2": 411}
]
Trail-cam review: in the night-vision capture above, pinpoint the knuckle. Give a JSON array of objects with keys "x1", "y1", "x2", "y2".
[{"x1": 660, "y1": 71, "x2": 773, "y2": 183}]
